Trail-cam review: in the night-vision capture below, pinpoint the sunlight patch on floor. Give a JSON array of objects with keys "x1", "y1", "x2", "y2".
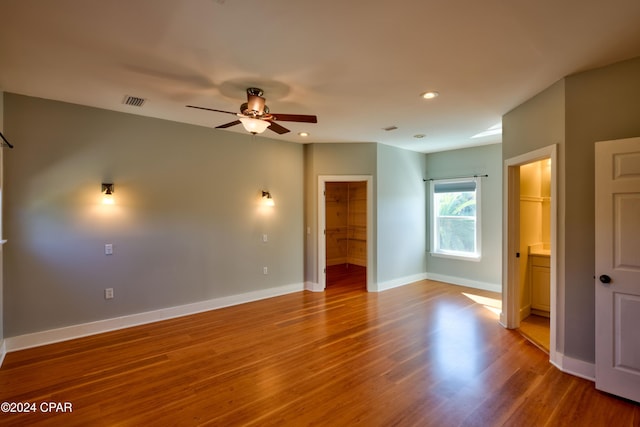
[{"x1": 462, "y1": 292, "x2": 502, "y2": 316}]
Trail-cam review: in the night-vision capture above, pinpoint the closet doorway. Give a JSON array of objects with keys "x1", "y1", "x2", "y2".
[
  {"x1": 325, "y1": 181, "x2": 367, "y2": 288},
  {"x1": 318, "y1": 176, "x2": 373, "y2": 291},
  {"x1": 503, "y1": 145, "x2": 558, "y2": 363},
  {"x1": 517, "y1": 159, "x2": 552, "y2": 352}
]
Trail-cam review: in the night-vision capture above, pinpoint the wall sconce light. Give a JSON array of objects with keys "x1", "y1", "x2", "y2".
[
  {"x1": 102, "y1": 183, "x2": 114, "y2": 205},
  {"x1": 262, "y1": 190, "x2": 275, "y2": 207}
]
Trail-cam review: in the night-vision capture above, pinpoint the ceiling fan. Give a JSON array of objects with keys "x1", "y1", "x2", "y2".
[{"x1": 186, "y1": 87, "x2": 317, "y2": 135}]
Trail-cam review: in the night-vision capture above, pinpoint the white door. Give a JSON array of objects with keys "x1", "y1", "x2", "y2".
[{"x1": 595, "y1": 136, "x2": 640, "y2": 403}]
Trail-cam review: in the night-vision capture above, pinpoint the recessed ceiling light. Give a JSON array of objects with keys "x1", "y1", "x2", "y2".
[
  {"x1": 413, "y1": 134, "x2": 426, "y2": 139},
  {"x1": 420, "y1": 91, "x2": 439, "y2": 100},
  {"x1": 298, "y1": 132, "x2": 309, "y2": 137}
]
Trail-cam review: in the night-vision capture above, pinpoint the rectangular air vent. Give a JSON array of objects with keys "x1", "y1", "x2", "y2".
[
  {"x1": 123, "y1": 95, "x2": 146, "y2": 107},
  {"x1": 383, "y1": 125, "x2": 398, "y2": 131}
]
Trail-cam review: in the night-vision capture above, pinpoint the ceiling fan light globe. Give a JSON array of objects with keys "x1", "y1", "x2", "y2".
[{"x1": 239, "y1": 117, "x2": 270, "y2": 134}]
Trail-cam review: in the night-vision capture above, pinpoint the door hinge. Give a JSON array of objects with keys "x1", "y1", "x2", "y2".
[{"x1": 516, "y1": 252, "x2": 520, "y2": 258}]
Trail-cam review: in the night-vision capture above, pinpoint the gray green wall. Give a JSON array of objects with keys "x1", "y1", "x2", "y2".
[
  {"x1": 563, "y1": 57, "x2": 640, "y2": 362},
  {"x1": 303, "y1": 143, "x2": 377, "y2": 287},
  {"x1": 502, "y1": 79, "x2": 566, "y2": 351},
  {"x1": 377, "y1": 144, "x2": 427, "y2": 285},
  {"x1": 4, "y1": 93, "x2": 304, "y2": 337},
  {"x1": 302, "y1": 143, "x2": 428, "y2": 291},
  {"x1": 425, "y1": 143, "x2": 503, "y2": 289},
  {"x1": 502, "y1": 79, "x2": 566, "y2": 160},
  {"x1": 503, "y1": 56, "x2": 640, "y2": 363}
]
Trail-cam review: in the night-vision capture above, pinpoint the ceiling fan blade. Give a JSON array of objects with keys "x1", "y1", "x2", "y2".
[
  {"x1": 270, "y1": 113, "x2": 318, "y2": 123},
  {"x1": 186, "y1": 105, "x2": 237, "y2": 115},
  {"x1": 216, "y1": 120, "x2": 241, "y2": 129},
  {"x1": 266, "y1": 121, "x2": 290, "y2": 134}
]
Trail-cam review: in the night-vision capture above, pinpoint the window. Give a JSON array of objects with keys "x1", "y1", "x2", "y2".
[{"x1": 430, "y1": 178, "x2": 480, "y2": 260}]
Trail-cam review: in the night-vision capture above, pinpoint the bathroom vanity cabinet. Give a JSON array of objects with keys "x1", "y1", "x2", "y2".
[{"x1": 529, "y1": 253, "x2": 550, "y2": 316}]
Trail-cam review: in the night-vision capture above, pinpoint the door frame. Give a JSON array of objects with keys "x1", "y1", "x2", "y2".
[
  {"x1": 503, "y1": 144, "x2": 559, "y2": 362},
  {"x1": 318, "y1": 175, "x2": 374, "y2": 291}
]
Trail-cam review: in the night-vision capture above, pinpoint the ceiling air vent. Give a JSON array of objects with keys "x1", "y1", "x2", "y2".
[
  {"x1": 383, "y1": 125, "x2": 398, "y2": 131},
  {"x1": 123, "y1": 95, "x2": 146, "y2": 107}
]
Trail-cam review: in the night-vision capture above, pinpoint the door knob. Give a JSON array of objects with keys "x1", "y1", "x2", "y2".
[{"x1": 599, "y1": 274, "x2": 612, "y2": 284}]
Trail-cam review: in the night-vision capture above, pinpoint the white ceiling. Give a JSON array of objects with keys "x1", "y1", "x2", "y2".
[{"x1": 1, "y1": 0, "x2": 640, "y2": 153}]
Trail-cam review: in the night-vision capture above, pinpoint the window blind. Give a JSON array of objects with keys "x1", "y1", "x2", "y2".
[{"x1": 433, "y1": 179, "x2": 476, "y2": 193}]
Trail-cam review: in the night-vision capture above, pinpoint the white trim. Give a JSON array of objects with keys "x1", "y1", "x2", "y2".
[
  {"x1": 318, "y1": 175, "x2": 374, "y2": 292},
  {"x1": 375, "y1": 273, "x2": 428, "y2": 292},
  {"x1": 551, "y1": 352, "x2": 596, "y2": 382},
  {"x1": 304, "y1": 281, "x2": 324, "y2": 292},
  {"x1": 5, "y1": 282, "x2": 304, "y2": 352},
  {"x1": 0, "y1": 340, "x2": 6, "y2": 368},
  {"x1": 503, "y1": 164, "x2": 520, "y2": 328},
  {"x1": 430, "y1": 252, "x2": 481, "y2": 262},
  {"x1": 429, "y1": 177, "x2": 482, "y2": 262},
  {"x1": 505, "y1": 145, "x2": 555, "y2": 166},
  {"x1": 426, "y1": 272, "x2": 502, "y2": 293}
]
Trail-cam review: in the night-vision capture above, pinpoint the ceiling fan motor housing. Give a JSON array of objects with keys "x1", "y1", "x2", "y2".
[{"x1": 243, "y1": 94, "x2": 268, "y2": 117}]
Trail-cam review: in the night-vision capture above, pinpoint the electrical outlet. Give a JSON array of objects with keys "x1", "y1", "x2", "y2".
[
  {"x1": 263, "y1": 267, "x2": 268, "y2": 275},
  {"x1": 262, "y1": 234, "x2": 268, "y2": 243},
  {"x1": 105, "y1": 288, "x2": 114, "y2": 299}
]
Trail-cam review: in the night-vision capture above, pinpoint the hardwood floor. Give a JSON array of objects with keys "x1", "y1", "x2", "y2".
[
  {"x1": 519, "y1": 314, "x2": 550, "y2": 353},
  {"x1": 326, "y1": 263, "x2": 366, "y2": 288},
  {"x1": 1, "y1": 278, "x2": 638, "y2": 426}
]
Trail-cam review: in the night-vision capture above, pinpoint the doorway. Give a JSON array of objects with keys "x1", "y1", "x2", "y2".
[
  {"x1": 325, "y1": 181, "x2": 367, "y2": 289},
  {"x1": 517, "y1": 159, "x2": 552, "y2": 351},
  {"x1": 318, "y1": 175, "x2": 373, "y2": 291},
  {"x1": 503, "y1": 145, "x2": 558, "y2": 361}
]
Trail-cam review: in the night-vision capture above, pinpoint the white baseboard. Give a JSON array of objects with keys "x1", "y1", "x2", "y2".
[
  {"x1": 551, "y1": 351, "x2": 595, "y2": 382},
  {"x1": 426, "y1": 272, "x2": 502, "y2": 293},
  {"x1": 498, "y1": 313, "x2": 507, "y2": 328},
  {"x1": 5, "y1": 282, "x2": 304, "y2": 353},
  {"x1": 376, "y1": 273, "x2": 428, "y2": 292},
  {"x1": 304, "y1": 281, "x2": 324, "y2": 292}
]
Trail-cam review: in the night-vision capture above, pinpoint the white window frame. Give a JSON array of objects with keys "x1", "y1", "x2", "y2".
[{"x1": 430, "y1": 177, "x2": 481, "y2": 261}]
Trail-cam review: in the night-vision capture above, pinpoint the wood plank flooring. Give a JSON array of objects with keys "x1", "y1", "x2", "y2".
[
  {"x1": 1, "y1": 277, "x2": 638, "y2": 426},
  {"x1": 519, "y1": 315, "x2": 550, "y2": 353},
  {"x1": 326, "y1": 263, "x2": 366, "y2": 288}
]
